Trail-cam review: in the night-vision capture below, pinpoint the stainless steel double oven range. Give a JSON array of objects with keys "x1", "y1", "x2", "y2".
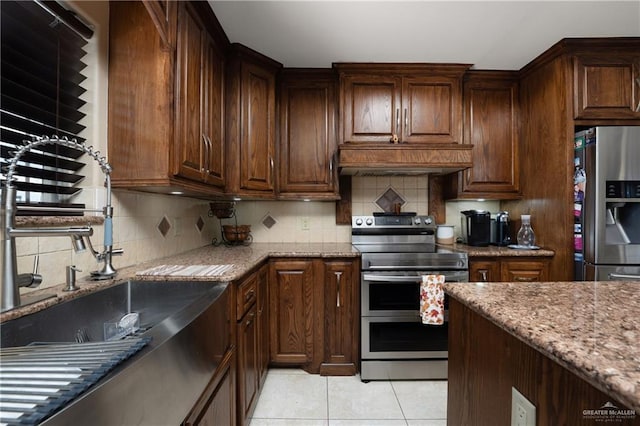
[{"x1": 352, "y1": 213, "x2": 468, "y2": 381}]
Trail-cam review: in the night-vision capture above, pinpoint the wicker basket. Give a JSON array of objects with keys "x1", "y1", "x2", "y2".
[{"x1": 222, "y1": 224, "x2": 251, "y2": 242}]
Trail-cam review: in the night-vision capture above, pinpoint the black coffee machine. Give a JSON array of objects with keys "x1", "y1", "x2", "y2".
[
  {"x1": 491, "y1": 211, "x2": 512, "y2": 246},
  {"x1": 461, "y1": 210, "x2": 491, "y2": 246}
]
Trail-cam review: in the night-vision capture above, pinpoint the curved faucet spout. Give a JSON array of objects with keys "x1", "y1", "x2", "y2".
[{"x1": 1, "y1": 135, "x2": 121, "y2": 312}]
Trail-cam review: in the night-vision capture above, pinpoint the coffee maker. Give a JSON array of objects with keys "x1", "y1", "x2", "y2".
[
  {"x1": 491, "y1": 211, "x2": 511, "y2": 246},
  {"x1": 461, "y1": 210, "x2": 491, "y2": 246}
]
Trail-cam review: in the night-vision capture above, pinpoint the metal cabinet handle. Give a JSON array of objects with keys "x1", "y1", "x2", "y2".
[
  {"x1": 200, "y1": 134, "x2": 207, "y2": 172},
  {"x1": 269, "y1": 155, "x2": 274, "y2": 183},
  {"x1": 395, "y1": 108, "x2": 400, "y2": 134},
  {"x1": 404, "y1": 108, "x2": 408, "y2": 135},
  {"x1": 204, "y1": 135, "x2": 212, "y2": 174},
  {"x1": 335, "y1": 271, "x2": 343, "y2": 308},
  {"x1": 635, "y1": 77, "x2": 640, "y2": 112},
  {"x1": 479, "y1": 270, "x2": 488, "y2": 282},
  {"x1": 514, "y1": 276, "x2": 536, "y2": 282},
  {"x1": 245, "y1": 289, "x2": 255, "y2": 302}
]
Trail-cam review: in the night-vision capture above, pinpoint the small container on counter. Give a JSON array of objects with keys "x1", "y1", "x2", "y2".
[{"x1": 436, "y1": 225, "x2": 455, "y2": 245}]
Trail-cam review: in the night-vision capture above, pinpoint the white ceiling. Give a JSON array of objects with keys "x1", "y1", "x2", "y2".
[{"x1": 209, "y1": 1, "x2": 640, "y2": 70}]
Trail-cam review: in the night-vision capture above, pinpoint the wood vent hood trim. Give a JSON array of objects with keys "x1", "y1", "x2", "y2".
[{"x1": 338, "y1": 144, "x2": 473, "y2": 176}]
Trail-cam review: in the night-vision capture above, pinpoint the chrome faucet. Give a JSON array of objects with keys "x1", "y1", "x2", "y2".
[{"x1": 1, "y1": 135, "x2": 122, "y2": 312}]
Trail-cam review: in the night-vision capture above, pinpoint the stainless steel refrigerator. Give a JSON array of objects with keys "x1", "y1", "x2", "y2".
[{"x1": 574, "y1": 127, "x2": 640, "y2": 281}]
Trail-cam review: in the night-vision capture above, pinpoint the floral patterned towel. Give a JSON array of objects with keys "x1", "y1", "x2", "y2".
[{"x1": 420, "y1": 275, "x2": 445, "y2": 325}]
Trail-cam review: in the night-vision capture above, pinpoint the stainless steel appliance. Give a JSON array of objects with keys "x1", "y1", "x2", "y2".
[
  {"x1": 460, "y1": 210, "x2": 491, "y2": 246},
  {"x1": 574, "y1": 127, "x2": 640, "y2": 281},
  {"x1": 352, "y1": 213, "x2": 468, "y2": 381},
  {"x1": 490, "y1": 211, "x2": 512, "y2": 246}
]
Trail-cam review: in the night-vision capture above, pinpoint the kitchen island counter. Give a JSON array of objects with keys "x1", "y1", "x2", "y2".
[{"x1": 445, "y1": 280, "x2": 640, "y2": 419}]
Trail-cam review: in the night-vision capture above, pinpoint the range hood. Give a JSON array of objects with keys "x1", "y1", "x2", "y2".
[{"x1": 338, "y1": 143, "x2": 473, "y2": 176}]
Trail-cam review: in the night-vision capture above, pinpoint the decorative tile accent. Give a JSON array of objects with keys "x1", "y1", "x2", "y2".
[
  {"x1": 196, "y1": 216, "x2": 205, "y2": 233},
  {"x1": 157, "y1": 216, "x2": 171, "y2": 237},
  {"x1": 375, "y1": 187, "x2": 406, "y2": 212},
  {"x1": 262, "y1": 214, "x2": 277, "y2": 229}
]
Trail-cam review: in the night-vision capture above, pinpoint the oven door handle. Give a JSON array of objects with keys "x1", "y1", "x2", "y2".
[{"x1": 363, "y1": 274, "x2": 423, "y2": 282}]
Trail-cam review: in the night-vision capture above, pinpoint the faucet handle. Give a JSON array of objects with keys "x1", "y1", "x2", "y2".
[{"x1": 111, "y1": 248, "x2": 124, "y2": 256}]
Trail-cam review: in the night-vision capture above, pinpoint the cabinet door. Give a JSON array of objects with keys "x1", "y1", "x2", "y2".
[
  {"x1": 500, "y1": 260, "x2": 549, "y2": 282},
  {"x1": 183, "y1": 351, "x2": 236, "y2": 426},
  {"x1": 256, "y1": 264, "x2": 269, "y2": 388},
  {"x1": 469, "y1": 260, "x2": 500, "y2": 282},
  {"x1": 457, "y1": 73, "x2": 520, "y2": 198},
  {"x1": 237, "y1": 303, "x2": 259, "y2": 426},
  {"x1": 341, "y1": 74, "x2": 401, "y2": 143},
  {"x1": 269, "y1": 260, "x2": 315, "y2": 365},
  {"x1": 279, "y1": 72, "x2": 337, "y2": 197},
  {"x1": 201, "y1": 32, "x2": 225, "y2": 188},
  {"x1": 402, "y1": 76, "x2": 462, "y2": 144},
  {"x1": 175, "y1": 2, "x2": 207, "y2": 182},
  {"x1": 574, "y1": 55, "x2": 640, "y2": 119},
  {"x1": 320, "y1": 259, "x2": 358, "y2": 376},
  {"x1": 141, "y1": 0, "x2": 175, "y2": 49},
  {"x1": 240, "y1": 61, "x2": 276, "y2": 192}
]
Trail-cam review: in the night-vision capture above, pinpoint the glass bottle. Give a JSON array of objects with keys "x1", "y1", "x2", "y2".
[{"x1": 517, "y1": 214, "x2": 536, "y2": 247}]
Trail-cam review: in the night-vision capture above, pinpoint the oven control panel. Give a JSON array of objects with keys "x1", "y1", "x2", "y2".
[{"x1": 352, "y1": 215, "x2": 435, "y2": 228}]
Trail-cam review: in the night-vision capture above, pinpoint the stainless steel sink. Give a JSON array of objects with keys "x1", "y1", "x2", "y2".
[
  {"x1": 1, "y1": 280, "x2": 218, "y2": 347},
  {"x1": 0, "y1": 279, "x2": 232, "y2": 425}
]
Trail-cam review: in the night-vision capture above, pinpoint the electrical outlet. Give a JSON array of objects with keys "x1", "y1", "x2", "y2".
[
  {"x1": 511, "y1": 387, "x2": 536, "y2": 426},
  {"x1": 300, "y1": 217, "x2": 310, "y2": 231}
]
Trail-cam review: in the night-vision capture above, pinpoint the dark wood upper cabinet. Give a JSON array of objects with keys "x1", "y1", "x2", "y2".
[
  {"x1": 336, "y1": 64, "x2": 469, "y2": 144},
  {"x1": 174, "y1": 2, "x2": 225, "y2": 188},
  {"x1": 445, "y1": 71, "x2": 520, "y2": 199},
  {"x1": 278, "y1": 69, "x2": 339, "y2": 199},
  {"x1": 141, "y1": 0, "x2": 176, "y2": 50},
  {"x1": 226, "y1": 44, "x2": 282, "y2": 198},
  {"x1": 108, "y1": 1, "x2": 228, "y2": 198},
  {"x1": 573, "y1": 53, "x2": 640, "y2": 119}
]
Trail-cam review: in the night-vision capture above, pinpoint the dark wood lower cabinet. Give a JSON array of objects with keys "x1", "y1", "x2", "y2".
[
  {"x1": 183, "y1": 349, "x2": 236, "y2": 426},
  {"x1": 237, "y1": 303, "x2": 259, "y2": 426},
  {"x1": 269, "y1": 259, "x2": 318, "y2": 368},
  {"x1": 320, "y1": 259, "x2": 359, "y2": 376},
  {"x1": 256, "y1": 264, "x2": 270, "y2": 388},
  {"x1": 269, "y1": 257, "x2": 359, "y2": 375},
  {"x1": 470, "y1": 257, "x2": 551, "y2": 282},
  {"x1": 448, "y1": 298, "x2": 635, "y2": 426}
]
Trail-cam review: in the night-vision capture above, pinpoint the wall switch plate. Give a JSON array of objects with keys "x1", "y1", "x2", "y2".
[
  {"x1": 511, "y1": 387, "x2": 536, "y2": 426},
  {"x1": 300, "y1": 217, "x2": 310, "y2": 230}
]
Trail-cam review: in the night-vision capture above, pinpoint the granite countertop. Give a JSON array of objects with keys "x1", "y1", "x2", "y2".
[
  {"x1": 445, "y1": 281, "x2": 640, "y2": 412},
  {"x1": 0, "y1": 242, "x2": 358, "y2": 323},
  {"x1": 453, "y1": 243, "x2": 555, "y2": 257}
]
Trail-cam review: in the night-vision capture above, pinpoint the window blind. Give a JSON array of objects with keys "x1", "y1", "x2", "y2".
[{"x1": 0, "y1": 0, "x2": 93, "y2": 215}]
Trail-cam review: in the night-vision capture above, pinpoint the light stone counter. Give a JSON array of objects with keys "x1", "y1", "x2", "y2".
[
  {"x1": 445, "y1": 281, "x2": 640, "y2": 412},
  {"x1": 451, "y1": 243, "x2": 555, "y2": 257},
  {"x1": 0, "y1": 242, "x2": 358, "y2": 323}
]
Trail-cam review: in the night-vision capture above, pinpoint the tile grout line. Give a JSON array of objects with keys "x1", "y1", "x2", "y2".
[
  {"x1": 389, "y1": 380, "x2": 410, "y2": 425},
  {"x1": 325, "y1": 376, "x2": 329, "y2": 423}
]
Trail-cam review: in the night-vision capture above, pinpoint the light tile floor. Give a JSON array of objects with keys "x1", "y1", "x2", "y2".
[{"x1": 250, "y1": 368, "x2": 447, "y2": 426}]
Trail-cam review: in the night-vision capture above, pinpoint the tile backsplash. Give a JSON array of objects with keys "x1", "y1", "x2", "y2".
[
  {"x1": 17, "y1": 177, "x2": 501, "y2": 293},
  {"x1": 19, "y1": 189, "x2": 216, "y2": 293}
]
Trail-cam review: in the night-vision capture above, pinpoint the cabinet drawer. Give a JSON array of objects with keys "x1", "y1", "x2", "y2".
[{"x1": 237, "y1": 273, "x2": 258, "y2": 319}]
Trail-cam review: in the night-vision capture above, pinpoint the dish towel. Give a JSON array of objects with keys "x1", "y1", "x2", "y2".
[{"x1": 420, "y1": 274, "x2": 445, "y2": 325}]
